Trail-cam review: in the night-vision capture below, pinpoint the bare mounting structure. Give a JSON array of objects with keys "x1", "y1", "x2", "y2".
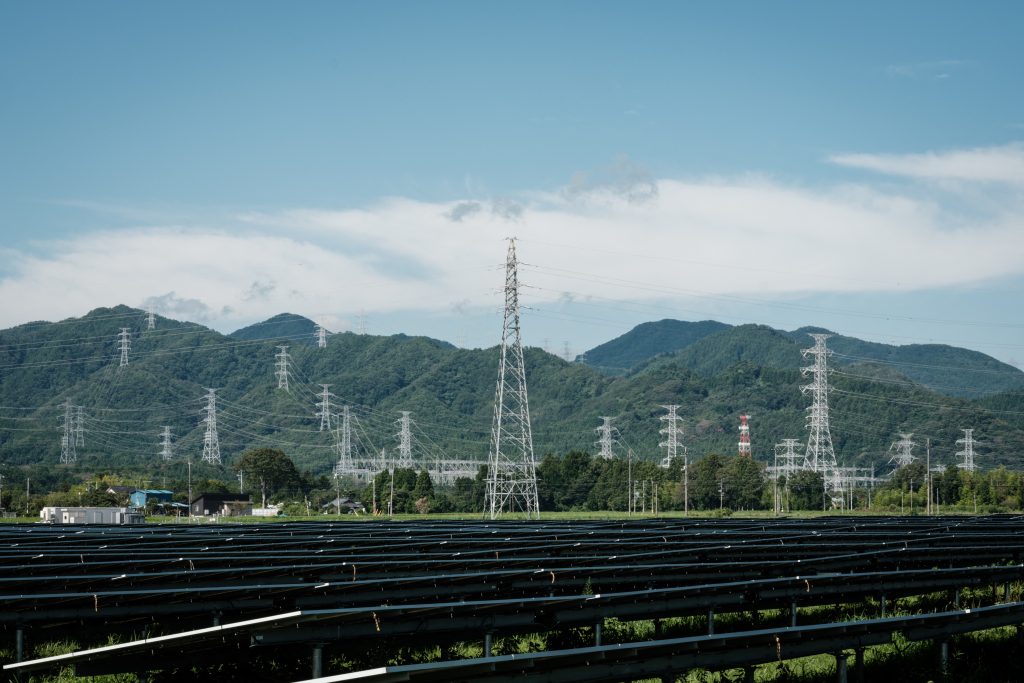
[{"x1": 484, "y1": 238, "x2": 540, "y2": 520}]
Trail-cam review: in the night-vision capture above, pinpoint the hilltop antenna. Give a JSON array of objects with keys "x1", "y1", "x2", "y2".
[
  {"x1": 316, "y1": 385, "x2": 334, "y2": 432},
  {"x1": 356, "y1": 310, "x2": 367, "y2": 335},
  {"x1": 956, "y1": 428, "x2": 978, "y2": 472},
  {"x1": 887, "y1": 433, "x2": 917, "y2": 470},
  {"x1": 146, "y1": 307, "x2": 155, "y2": 330},
  {"x1": 201, "y1": 388, "x2": 221, "y2": 465},
  {"x1": 117, "y1": 328, "x2": 131, "y2": 367},
  {"x1": 395, "y1": 411, "x2": 415, "y2": 470},
  {"x1": 801, "y1": 334, "x2": 839, "y2": 491},
  {"x1": 484, "y1": 238, "x2": 540, "y2": 519},
  {"x1": 595, "y1": 416, "x2": 618, "y2": 460},
  {"x1": 315, "y1": 323, "x2": 327, "y2": 349},
  {"x1": 658, "y1": 405, "x2": 683, "y2": 468},
  {"x1": 160, "y1": 426, "x2": 174, "y2": 461},
  {"x1": 59, "y1": 399, "x2": 76, "y2": 464},
  {"x1": 333, "y1": 406, "x2": 354, "y2": 478},
  {"x1": 274, "y1": 346, "x2": 291, "y2": 392},
  {"x1": 738, "y1": 414, "x2": 752, "y2": 457}
]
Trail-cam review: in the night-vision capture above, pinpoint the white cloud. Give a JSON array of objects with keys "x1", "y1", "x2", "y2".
[
  {"x1": 830, "y1": 142, "x2": 1024, "y2": 186},
  {"x1": 1, "y1": 145, "x2": 1023, "y2": 333},
  {"x1": 886, "y1": 59, "x2": 971, "y2": 80}
]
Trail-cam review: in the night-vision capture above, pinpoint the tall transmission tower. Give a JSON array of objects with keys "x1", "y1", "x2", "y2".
[
  {"x1": 800, "y1": 334, "x2": 838, "y2": 474},
  {"x1": 659, "y1": 405, "x2": 683, "y2": 468},
  {"x1": 333, "y1": 406, "x2": 354, "y2": 478},
  {"x1": 201, "y1": 388, "x2": 221, "y2": 465},
  {"x1": 117, "y1": 328, "x2": 131, "y2": 367},
  {"x1": 595, "y1": 416, "x2": 618, "y2": 460},
  {"x1": 316, "y1": 385, "x2": 334, "y2": 432},
  {"x1": 315, "y1": 385, "x2": 335, "y2": 432},
  {"x1": 146, "y1": 307, "x2": 156, "y2": 330},
  {"x1": 395, "y1": 411, "x2": 415, "y2": 470},
  {"x1": 887, "y1": 432, "x2": 917, "y2": 470},
  {"x1": 315, "y1": 323, "x2": 327, "y2": 349},
  {"x1": 956, "y1": 428, "x2": 978, "y2": 472},
  {"x1": 74, "y1": 405, "x2": 85, "y2": 447},
  {"x1": 159, "y1": 426, "x2": 174, "y2": 461},
  {"x1": 274, "y1": 346, "x2": 291, "y2": 392},
  {"x1": 59, "y1": 399, "x2": 76, "y2": 464},
  {"x1": 484, "y1": 239, "x2": 540, "y2": 519},
  {"x1": 738, "y1": 414, "x2": 752, "y2": 457}
]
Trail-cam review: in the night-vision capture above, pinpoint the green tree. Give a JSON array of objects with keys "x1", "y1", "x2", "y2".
[
  {"x1": 787, "y1": 469, "x2": 825, "y2": 510},
  {"x1": 691, "y1": 453, "x2": 726, "y2": 510},
  {"x1": 234, "y1": 448, "x2": 300, "y2": 508},
  {"x1": 939, "y1": 464, "x2": 962, "y2": 508},
  {"x1": 723, "y1": 456, "x2": 765, "y2": 510}
]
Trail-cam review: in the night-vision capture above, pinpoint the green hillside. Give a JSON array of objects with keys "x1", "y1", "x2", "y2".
[
  {"x1": 577, "y1": 319, "x2": 729, "y2": 374},
  {"x1": 0, "y1": 307, "x2": 1021, "y2": 479},
  {"x1": 580, "y1": 319, "x2": 1024, "y2": 399},
  {"x1": 230, "y1": 312, "x2": 319, "y2": 345}
]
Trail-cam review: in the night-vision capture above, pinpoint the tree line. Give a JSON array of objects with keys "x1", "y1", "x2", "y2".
[{"x1": 5, "y1": 448, "x2": 1024, "y2": 517}]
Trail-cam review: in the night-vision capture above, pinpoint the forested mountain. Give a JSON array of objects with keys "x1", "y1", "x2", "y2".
[
  {"x1": 581, "y1": 320, "x2": 1024, "y2": 398},
  {"x1": 230, "y1": 313, "x2": 319, "y2": 345},
  {"x1": 577, "y1": 319, "x2": 729, "y2": 374},
  {"x1": 0, "y1": 306, "x2": 1021, "y2": 481}
]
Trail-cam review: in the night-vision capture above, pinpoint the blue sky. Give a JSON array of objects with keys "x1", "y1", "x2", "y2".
[{"x1": 1, "y1": 1, "x2": 1023, "y2": 371}]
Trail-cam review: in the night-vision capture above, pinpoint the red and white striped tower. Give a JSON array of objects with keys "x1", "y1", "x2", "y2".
[{"x1": 738, "y1": 414, "x2": 751, "y2": 458}]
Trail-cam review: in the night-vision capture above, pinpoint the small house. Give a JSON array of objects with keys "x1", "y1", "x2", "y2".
[
  {"x1": 129, "y1": 489, "x2": 174, "y2": 508},
  {"x1": 190, "y1": 493, "x2": 251, "y2": 517}
]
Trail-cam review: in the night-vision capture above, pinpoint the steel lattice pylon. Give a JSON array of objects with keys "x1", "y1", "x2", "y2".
[
  {"x1": 484, "y1": 239, "x2": 540, "y2": 519},
  {"x1": 800, "y1": 334, "x2": 840, "y2": 500}
]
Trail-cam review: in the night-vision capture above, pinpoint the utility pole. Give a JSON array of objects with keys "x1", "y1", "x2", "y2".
[
  {"x1": 146, "y1": 307, "x2": 156, "y2": 330},
  {"x1": 926, "y1": 437, "x2": 931, "y2": 515},
  {"x1": 801, "y1": 334, "x2": 839, "y2": 504},
  {"x1": 201, "y1": 388, "x2": 220, "y2": 465},
  {"x1": 237, "y1": 470, "x2": 244, "y2": 494},
  {"x1": 118, "y1": 328, "x2": 131, "y2": 368},
  {"x1": 187, "y1": 459, "x2": 192, "y2": 519},
  {"x1": 484, "y1": 238, "x2": 540, "y2": 519},
  {"x1": 956, "y1": 428, "x2": 978, "y2": 473},
  {"x1": 658, "y1": 405, "x2": 682, "y2": 468},
  {"x1": 60, "y1": 399, "x2": 76, "y2": 464},
  {"x1": 595, "y1": 417, "x2": 617, "y2": 460},
  {"x1": 627, "y1": 448, "x2": 632, "y2": 515},
  {"x1": 315, "y1": 323, "x2": 328, "y2": 349},
  {"x1": 275, "y1": 346, "x2": 291, "y2": 392},
  {"x1": 75, "y1": 405, "x2": 84, "y2": 447},
  {"x1": 159, "y1": 426, "x2": 173, "y2": 461}
]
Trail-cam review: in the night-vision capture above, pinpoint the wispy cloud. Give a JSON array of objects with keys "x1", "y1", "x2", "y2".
[
  {"x1": 886, "y1": 59, "x2": 972, "y2": 80},
  {"x1": 1, "y1": 145, "x2": 1022, "y2": 332},
  {"x1": 830, "y1": 142, "x2": 1024, "y2": 186}
]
